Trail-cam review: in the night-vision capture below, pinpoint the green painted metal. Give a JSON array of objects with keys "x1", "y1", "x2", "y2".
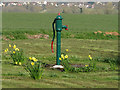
[
  {"x1": 53, "y1": 13, "x2": 68, "y2": 65},
  {"x1": 56, "y1": 15, "x2": 63, "y2": 31},
  {"x1": 62, "y1": 25, "x2": 67, "y2": 29},
  {"x1": 55, "y1": 14, "x2": 62, "y2": 65},
  {"x1": 56, "y1": 31, "x2": 61, "y2": 65}
]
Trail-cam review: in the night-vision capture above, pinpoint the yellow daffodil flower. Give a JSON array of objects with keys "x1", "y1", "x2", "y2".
[
  {"x1": 89, "y1": 55, "x2": 92, "y2": 60},
  {"x1": 32, "y1": 57, "x2": 36, "y2": 60},
  {"x1": 15, "y1": 62, "x2": 18, "y2": 64},
  {"x1": 4, "y1": 50, "x2": 7, "y2": 53},
  {"x1": 15, "y1": 48, "x2": 19, "y2": 51},
  {"x1": 59, "y1": 58, "x2": 62, "y2": 60},
  {"x1": 65, "y1": 55, "x2": 68, "y2": 58},
  {"x1": 85, "y1": 65, "x2": 88, "y2": 67},
  {"x1": 88, "y1": 55, "x2": 91, "y2": 57},
  {"x1": 9, "y1": 44, "x2": 11, "y2": 47},
  {"x1": 32, "y1": 57, "x2": 38, "y2": 62},
  {"x1": 6, "y1": 48, "x2": 8, "y2": 51},
  {"x1": 34, "y1": 59, "x2": 38, "y2": 62},
  {"x1": 90, "y1": 57, "x2": 92, "y2": 60},
  {"x1": 61, "y1": 54, "x2": 64, "y2": 59},
  {"x1": 31, "y1": 62, "x2": 34, "y2": 66},
  {"x1": 19, "y1": 62, "x2": 22, "y2": 65},
  {"x1": 29, "y1": 57, "x2": 32, "y2": 60},
  {"x1": 13, "y1": 51, "x2": 15, "y2": 54},
  {"x1": 66, "y1": 49, "x2": 69, "y2": 52},
  {"x1": 13, "y1": 45, "x2": 16, "y2": 49},
  {"x1": 61, "y1": 54, "x2": 64, "y2": 57},
  {"x1": 62, "y1": 56, "x2": 64, "y2": 60}
]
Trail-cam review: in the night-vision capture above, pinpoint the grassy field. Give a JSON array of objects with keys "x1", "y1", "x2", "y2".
[
  {"x1": 2, "y1": 39, "x2": 119, "y2": 88},
  {"x1": 2, "y1": 13, "x2": 119, "y2": 40},
  {"x1": 2, "y1": 13, "x2": 118, "y2": 32},
  {"x1": 2, "y1": 13, "x2": 119, "y2": 88}
]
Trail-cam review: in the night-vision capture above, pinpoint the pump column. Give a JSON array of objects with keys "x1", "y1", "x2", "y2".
[
  {"x1": 56, "y1": 31, "x2": 61, "y2": 65},
  {"x1": 55, "y1": 13, "x2": 62, "y2": 65}
]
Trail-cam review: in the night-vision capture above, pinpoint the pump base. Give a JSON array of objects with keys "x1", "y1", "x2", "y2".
[{"x1": 51, "y1": 65, "x2": 64, "y2": 69}]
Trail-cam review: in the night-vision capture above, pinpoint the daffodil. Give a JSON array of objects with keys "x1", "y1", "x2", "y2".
[
  {"x1": 32, "y1": 57, "x2": 38, "y2": 62},
  {"x1": 90, "y1": 57, "x2": 92, "y2": 60},
  {"x1": 34, "y1": 59, "x2": 38, "y2": 62},
  {"x1": 62, "y1": 56, "x2": 64, "y2": 60},
  {"x1": 61, "y1": 54, "x2": 64, "y2": 57},
  {"x1": 59, "y1": 57, "x2": 62, "y2": 60},
  {"x1": 13, "y1": 45, "x2": 16, "y2": 49},
  {"x1": 66, "y1": 49, "x2": 69, "y2": 52},
  {"x1": 13, "y1": 51, "x2": 15, "y2": 54},
  {"x1": 31, "y1": 62, "x2": 34, "y2": 66},
  {"x1": 4, "y1": 50, "x2": 7, "y2": 53},
  {"x1": 32, "y1": 57, "x2": 36, "y2": 60},
  {"x1": 19, "y1": 62, "x2": 21, "y2": 65},
  {"x1": 6, "y1": 48, "x2": 8, "y2": 51},
  {"x1": 85, "y1": 65, "x2": 88, "y2": 67},
  {"x1": 4, "y1": 49, "x2": 8, "y2": 53},
  {"x1": 89, "y1": 55, "x2": 92, "y2": 60},
  {"x1": 15, "y1": 48, "x2": 19, "y2": 51},
  {"x1": 65, "y1": 55, "x2": 68, "y2": 58},
  {"x1": 88, "y1": 55, "x2": 91, "y2": 57},
  {"x1": 9, "y1": 44, "x2": 11, "y2": 47},
  {"x1": 61, "y1": 54, "x2": 64, "y2": 59},
  {"x1": 29, "y1": 57, "x2": 32, "y2": 60},
  {"x1": 15, "y1": 62, "x2": 18, "y2": 65}
]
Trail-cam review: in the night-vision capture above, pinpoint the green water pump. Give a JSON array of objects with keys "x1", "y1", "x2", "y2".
[{"x1": 51, "y1": 13, "x2": 68, "y2": 65}]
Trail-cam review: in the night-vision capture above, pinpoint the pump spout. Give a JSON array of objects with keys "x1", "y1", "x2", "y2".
[{"x1": 62, "y1": 25, "x2": 68, "y2": 30}]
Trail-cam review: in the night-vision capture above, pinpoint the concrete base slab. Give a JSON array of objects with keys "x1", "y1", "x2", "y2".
[{"x1": 50, "y1": 65, "x2": 64, "y2": 69}]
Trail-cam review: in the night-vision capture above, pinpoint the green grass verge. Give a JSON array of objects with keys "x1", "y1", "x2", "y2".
[{"x1": 2, "y1": 30, "x2": 119, "y2": 40}]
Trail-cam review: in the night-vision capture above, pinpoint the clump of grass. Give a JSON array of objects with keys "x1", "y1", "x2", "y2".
[
  {"x1": 94, "y1": 56, "x2": 119, "y2": 71},
  {"x1": 95, "y1": 56, "x2": 119, "y2": 65}
]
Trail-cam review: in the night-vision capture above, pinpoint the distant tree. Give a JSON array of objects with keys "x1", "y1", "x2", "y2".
[
  {"x1": 26, "y1": 5, "x2": 29, "y2": 10},
  {"x1": 118, "y1": 2, "x2": 120, "y2": 11},
  {"x1": 42, "y1": 4, "x2": 46, "y2": 10},
  {"x1": 104, "y1": 2, "x2": 113, "y2": 14}
]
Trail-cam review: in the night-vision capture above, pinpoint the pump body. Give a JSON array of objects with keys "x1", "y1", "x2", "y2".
[{"x1": 51, "y1": 13, "x2": 68, "y2": 65}]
